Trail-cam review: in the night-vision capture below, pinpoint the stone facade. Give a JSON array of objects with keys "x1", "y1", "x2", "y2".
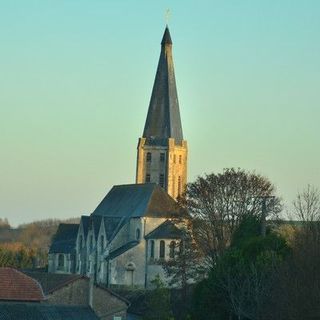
[{"x1": 136, "y1": 138, "x2": 188, "y2": 199}]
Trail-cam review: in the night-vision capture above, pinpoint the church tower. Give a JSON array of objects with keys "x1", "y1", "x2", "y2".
[{"x1": 136, "y1": 26, "x2": 188, "y2": 200}]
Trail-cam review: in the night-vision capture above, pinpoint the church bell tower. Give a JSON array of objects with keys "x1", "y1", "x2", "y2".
[{"x1": 136, "y1": 26, "x2": 188, "y2": 200}]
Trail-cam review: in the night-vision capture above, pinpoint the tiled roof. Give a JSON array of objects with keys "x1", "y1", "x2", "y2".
[
  {"x1": 0, "y1": 268, "x2": 45, "y2": 301},
  {"x1": 145, "y1": 220, "x2": 183, "y2": 239},
  {"x1": 0, "y1": 304, "x2": 99, "y2": 320},
  {"x1": 49, "y1": 224, "x2": 78, "y2": 254},
  {"x1": 22, "y1": 271, "x2": 84, "y2": 295},
  {"x1": 92, "y1": 183, "x2": 182, "y2": 218}
]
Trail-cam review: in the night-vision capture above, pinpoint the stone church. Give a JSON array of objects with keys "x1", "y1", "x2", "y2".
[{"x1": 49, "y1": 26, "x2": 188, "y2": 288}]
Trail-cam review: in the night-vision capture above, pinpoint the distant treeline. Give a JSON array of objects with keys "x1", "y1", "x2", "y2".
[{"x1": 0, "y1": 217, "x2": 80, "y2": 268}]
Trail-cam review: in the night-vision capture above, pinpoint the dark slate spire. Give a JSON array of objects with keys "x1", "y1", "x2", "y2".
[{"x1": 143, "y1": 26, "x2": 183, "y2": 145}]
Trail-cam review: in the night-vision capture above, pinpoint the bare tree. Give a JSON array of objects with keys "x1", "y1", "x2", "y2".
[
  {"x1": 293, "y1": 184, "x2": 320, "y2": 222},
  {"x1": 181, "y1": 168, "x2": 281, "y2": 268}
]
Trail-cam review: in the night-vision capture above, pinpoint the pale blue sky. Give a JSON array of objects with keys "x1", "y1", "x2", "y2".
[{"x1": 0, "y1": 1, "x2": 319, "y2": 226}]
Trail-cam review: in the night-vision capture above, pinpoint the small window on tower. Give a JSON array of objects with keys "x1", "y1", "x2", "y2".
[
  {"x1": 146, "y1": 174, "x2": 151, "y2": 183},
  {"x1": 179, "y1": 155, "x2": 182, "y2": 164},
  {"x1": 178, "y1": 176, "x2": 182, "y2": 196},
  {"x1": 173, "y1": 155, "x2": 176, "y2": 163},
  {"x1": 160, "y1": 153, "x2": 165, "y2": 162},
  {"x1": 146, "y1": 152, "x2": 152, "y2": 162},
  {"x1": 159, "y1": 174, "x2": 164, "y2": 188}
]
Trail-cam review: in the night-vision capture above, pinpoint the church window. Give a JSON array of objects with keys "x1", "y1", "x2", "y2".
[
  {"x1": 179, "y1": 155, "x2": 182, "y2": 164},
  {"x1": 146, "y1": 174, "x2": 151, "y2": 183},
  {"x1": 58, "y1": 254, "x2": 65, "y2": 269},
  {"x1": 169, "y1": 241, "x2": 176, "y2": 259},
  {"x1": 159, "y1": 174, "x2": 164, "y2": 188},
  {"x1": 100, "y1": 235, "x2": 104, "y2": 253},
  {"x1": 136, "y1": 228, "x2": 141, "y2": 240},
  {"x1": 159, "y1": 240, "x2": 165, "y2": 259},
  {"x1": 173, "y1": 154, "x2": 176, "y2": 163},
  {"x1": 160, "y1": 153, "x2": 165, "y2": 162},
  {"x1": 146, "y1": 152, "x2": 152, "y2": 162},
  {"x1": 150, "y1": 240, "x2": 155, "y2": 258}
]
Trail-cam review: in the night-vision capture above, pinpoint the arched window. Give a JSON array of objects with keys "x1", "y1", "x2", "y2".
[
  {"x1": 159, "y1": 240, "x2": 165, "y2": 259},
  {"x1": 58, "y1": 254, "x2": 64, "y2": 268},
  {"x1": 100, "y1": 235, "x2": 104, "y2": 252},
  {"x1": 136, "y1": 228, "x2": 141, "y2": 240},
  {"x1": 146, "y1": 152, "x2": 152, "y2": 162},
  {"x1": 169, "y1": 241, "x2": 176, "y2": 259},
  {"x1": 150, "y1": 240, "x2": 155, "y2": 258},
  {"x1": 179, "y1": 240, "x2": 184, "y2": 254}
]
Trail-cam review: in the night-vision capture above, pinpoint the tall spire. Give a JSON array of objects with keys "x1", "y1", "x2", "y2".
[{"x1": 142, "y1": 26, "x2": 183, "y2": 145}]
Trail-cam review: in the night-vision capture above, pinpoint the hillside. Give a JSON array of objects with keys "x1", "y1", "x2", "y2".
[{"x1": 0, "y1": 217, "x2": 80, "y2": 268}]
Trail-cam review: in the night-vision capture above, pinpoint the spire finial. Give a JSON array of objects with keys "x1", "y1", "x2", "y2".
[{"x1": 165, "y1": 9, "x2": 171, "y2": 25}]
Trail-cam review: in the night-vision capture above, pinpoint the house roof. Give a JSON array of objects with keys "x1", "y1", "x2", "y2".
[
  {"x1": 142, "y1": 26, "x2": 183, "y2": 146},
  {"x1": 21, "y1": 271, "x2": 84, "y2": 295},
  {"x1": 0, "y1": 304, "x2": 99, "y2": 320},
  {"x1": 49, "y1": 224, "x2": 79, "y2": 254},
  {"x1": 145, "y1": 220, "x2": 183, "y2": 239},
  {"x1": 92, "y1": 183, "x2": 182, "y2": 218},
  {"x1": 0, "y1": 268, "x2": 45, "y2": 302}
]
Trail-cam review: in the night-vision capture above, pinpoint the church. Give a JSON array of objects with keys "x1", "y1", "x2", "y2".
[{"x1": 48, "y1": 26, "x2": 188, "y2": 288}]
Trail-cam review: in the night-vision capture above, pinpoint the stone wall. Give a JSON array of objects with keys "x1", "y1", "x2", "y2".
[
  {"x1": 136, "y1": 137, "x2": 187, "y2": 200},
  {"x1": 92, "y1": 286, "x2": 127, "y2": 320},
  {"x1": 46, "y1": 278, "x2": 89, "y2": 305},
  {"x1": 45, "y1": 277, "x2": 128, "y2": 320}
]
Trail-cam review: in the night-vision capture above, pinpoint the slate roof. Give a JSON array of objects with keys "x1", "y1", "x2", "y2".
[
  {"x1": 142, "y1": 26, "x2": 184, "y2": 145},
  {"x1": 90, "y1": 215, "x2": 102, "y2": 240},
  {"x1": 49, "y1": 224, "x2": 78, "y2": 254},
  {"x1": 0, "y1": 268, "x2": 45, "y2": 302},
  {"x1": 103, "y1": 216, "x2": 123, "y2": 241},
  {"x1": 92, "y1": 183, "x2": 182, "y2": 218},
  {"x1": 21, "y1": 271, "x2": 84, "y2": 295},
  {"x1": 0, "y1": 304, "x2": 99, "y2": 320},
  {"x1": 80, "y1": 215, "x2": 90, "y2": 238},
  {"x1": 109, "y1": 241, "x2": 139, "y2": 260},
  {"x1": 145, "y1": 220, "x2": 183, "y2": 239}
]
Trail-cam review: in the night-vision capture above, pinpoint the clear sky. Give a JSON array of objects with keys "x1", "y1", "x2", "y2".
[{"x1": 0, "y1": 1, "x2": 319, "y2": 226}]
